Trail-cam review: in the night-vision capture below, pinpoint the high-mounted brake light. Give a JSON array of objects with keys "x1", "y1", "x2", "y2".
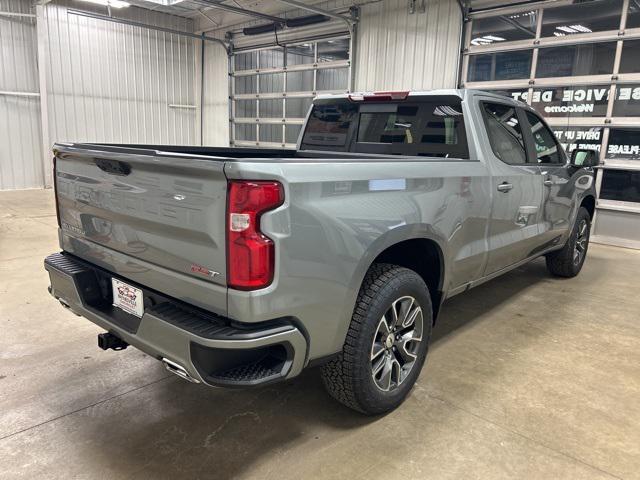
[
  {"x1": 348, "y1": 91, "x2": 410, "y2": 102},
  {"x1": 227, "y1": 180, "x2": 284, "y2": 290}
]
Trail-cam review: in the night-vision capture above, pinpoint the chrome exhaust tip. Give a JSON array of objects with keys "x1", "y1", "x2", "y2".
[{"x1": 161, "y1": 358, "x2": 200, "y2": 384}]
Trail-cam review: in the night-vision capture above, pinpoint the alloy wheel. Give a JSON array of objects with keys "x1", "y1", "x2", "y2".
[{"x1": 370, "y1": 295, "x2": 424, "y2": 392}]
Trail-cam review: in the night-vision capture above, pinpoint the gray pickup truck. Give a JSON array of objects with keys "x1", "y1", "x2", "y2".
[{"x1": 45, "y1": 90, "x2": 597, "y2": 414}]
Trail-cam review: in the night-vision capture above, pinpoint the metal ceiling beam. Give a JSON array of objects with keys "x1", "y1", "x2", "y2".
[
  {"x1": 274, "y1": 0, "x2": 354, "y2": 24},
  {"x1": 193, "y1": 0, "x2": 287, "y2": 24}
]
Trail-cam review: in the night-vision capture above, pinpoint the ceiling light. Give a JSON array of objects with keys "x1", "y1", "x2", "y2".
[
  {"x1": 139, "y1": 0, "x2": 185, "y2": 5},
  {"x1": 77, "y1": 0, "x2": 130, "y2": 8},
  {"x1": 470, "y1": 35, "x2": 505, "y2": 46}
]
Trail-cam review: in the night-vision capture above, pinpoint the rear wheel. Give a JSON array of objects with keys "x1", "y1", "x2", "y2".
[
  {"x1": 321, "y1": 264, "x2": 432, "y2": 415},
  {"x1": 546, "y1": 206, "x2": 591, "y2": 278}
]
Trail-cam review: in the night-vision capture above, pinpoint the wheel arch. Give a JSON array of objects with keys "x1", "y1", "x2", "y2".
[
  {"x1": 348, "y1": 226, "x2": 448, "y2": 325},
  {"x1": 580, "y1": 194, "x2": 596, "y2": 220}
]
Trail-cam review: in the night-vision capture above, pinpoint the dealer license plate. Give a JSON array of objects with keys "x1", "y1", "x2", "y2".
[{"x1": 112, "y1": 278, "x2": 144, "y2": 318}]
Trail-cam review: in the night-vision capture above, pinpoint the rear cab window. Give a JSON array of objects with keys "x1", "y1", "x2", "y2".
[{"x1": 300, "y1": 96, "x2": 470, "y2": 159}]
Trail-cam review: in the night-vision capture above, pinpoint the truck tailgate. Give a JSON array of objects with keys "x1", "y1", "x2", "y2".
[{"x1": 54, "y1": 145, "x2": 228, "y2": 315}]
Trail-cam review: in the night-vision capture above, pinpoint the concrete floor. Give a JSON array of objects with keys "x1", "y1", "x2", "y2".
[{"x1": 1, "y1": 189, "x2": 639, "y2": 480}]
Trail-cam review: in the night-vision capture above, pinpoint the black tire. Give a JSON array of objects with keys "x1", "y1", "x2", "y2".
[
  {"x1": 320, "y1": 263, "x2": 433, "y2": 415},
  {"x1": 545, "y1": 206, "x2": 591, "y2": 278}
]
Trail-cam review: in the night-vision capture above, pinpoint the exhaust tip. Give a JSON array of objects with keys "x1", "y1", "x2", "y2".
[{"x1": 161, "y1": 358, "x2": 200, "y2": 384}]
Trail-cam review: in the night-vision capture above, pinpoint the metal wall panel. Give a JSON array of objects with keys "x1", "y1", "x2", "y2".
[
  {"x1": 0, "y1": 0, "x2": 43, "y2": 190},
  {"x1": 355, "y1": 0, "x2": 462, "y2": 91},
  {"x1": 202, "y1": 30, "x2": 229, "y2": 146},
  {"x1": 41, "y1": 2, "x2": 198, "y2": 150}
]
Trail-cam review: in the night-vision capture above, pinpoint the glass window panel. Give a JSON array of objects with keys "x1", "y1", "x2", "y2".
[
  {"x1": 613, "y1": 84, "x2": 640, "y2": 116},
  {"x1": 467, "y1": 51, "x2": 532, "y2": 81},
  {"x1": 317, "y1": 38, "x2": 349, "y2": 62},
  {"x1": 536, "y1": 42, "x2": 616, "y2": 77},
  {"x1": 481, "y1": 102, "x2": 527, "y2": 164},
  {"x1": 540, "y1": 0, "x2": 623, "y2": 37},
  {"x1": 234, "y1": 76, "x2": 257, "y2": 95},
  {"x1": 286, "y1": 43, "x2": 315, "y2": 66},
  {"x1": 259, "y1": 73, "x2": 284, "y2": 94},
  {"x1": 235, "y1": 99, "x2": 257, "y2": 117},
  {"x1": 627, "y1": 1, "x2": 640, "y2": 29},
  {"x1": 259, "y1": 99, "x2": 283, "y2": 118},
  {"x1": 525, "y1": 111, "x2": 563, "y2": 164},
  {"x1": 285, "y1": 98, "x2": 313, "y2": 118},
  {"x1": 286, "y1": 125, "x2": 302, "y2": 144},
  {"x1": 234, "y1": 51, "x2": 257, "y2": 70},
  {"x1": 489, "y1": 88, "x2": 530, "y2": 102},
  {"x1": 301, "y1": 100, "x2": 358, "y2": 150},
  {"x1": 259, "y1": 124, "x2": 283, "y2": 143},
  {"x1": 258, "y1": 47, "x2": 284, "y2": 68},
  {"x1": 530, "y1": 85, "x2": 610, "y2": 117},
  {"x1": 235, "y1": 124, "x2": 256, "y2": 142},
  {"x1": 552, "y1": 127, "x2": 603, "y2": 153},
  {"x1": 471, "y1": 11, "x2": 538, "y2": 44},
  {"x1": 607, "y1": 129, "x2": 640, "y2": 159},
  {"x1": 600, "y1": 169, "x2": 640, "y2": 203},
  {"x1": 619, "y1": 39, "x2": 640, "y2": 73},
  {"x1": 286, "y1": 71, "x2": 314, "y2": 92},
  {"x1": 317, "y1": 67, "x2": 349, "y2": 90}
]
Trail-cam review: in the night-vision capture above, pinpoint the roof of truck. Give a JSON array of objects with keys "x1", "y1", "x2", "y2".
[{"x1": 314, "y1": 89, "x2": 527, "y2": 107}]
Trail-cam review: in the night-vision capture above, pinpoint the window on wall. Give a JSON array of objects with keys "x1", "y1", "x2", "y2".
[
  {"x1": 607, "y1": 129, "x2": 640, "y2": 159},
  {"x1": 530, "y1": 86, "x2": 610, "y2": 117},
  {"x1": 539, "y1": 0, "x2": 623, "y2": 37},
  {"x1": 471, "y1": 11, "x2": 538, "y2": 44},
  {"x1": 536, "y1": 43, "x2": 617, "y2": 78},
  {"x1": 468, "y1": 51, "x2": 532, "y2": 82},
  {"x1": 612, "y1": 85, "x2": 640, "y2": 116},
  {"x1": 618, "y1": 39, "x2": 640, "y2": 74},
  {"x1": 600, "y1": 169, "x2": 640, "y2": 203},
  {"x1": 553, "y1": 127, "x2": 604, "y2": 153},
  {"x1": 231, "y1": 35, "x2": 350, "y2": 148}
]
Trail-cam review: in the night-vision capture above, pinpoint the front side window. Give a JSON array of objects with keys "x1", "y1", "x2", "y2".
[
  {"x1": 481, "y1": 102, "x2": 527, "y2": 164},
  {"x1": 525, "y1": 111, "x2": 563, "y2": 164}
]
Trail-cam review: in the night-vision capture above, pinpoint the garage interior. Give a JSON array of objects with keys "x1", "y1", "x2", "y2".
[{"x1": 1, "y1": 0, "x2": 640, "y2": 478}]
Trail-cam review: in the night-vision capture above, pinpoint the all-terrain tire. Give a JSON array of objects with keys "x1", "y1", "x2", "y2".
[
  {"x1": 320, "y1": 263, "x2": 432, "y2": 415},
  {"x1": 545, "y1": 206, "x2": 591, "y2": 278}
]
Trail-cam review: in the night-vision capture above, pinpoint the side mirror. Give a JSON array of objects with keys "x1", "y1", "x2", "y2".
[{"x1": 570, "y1": 149, "x2": 599, "y2": 168}]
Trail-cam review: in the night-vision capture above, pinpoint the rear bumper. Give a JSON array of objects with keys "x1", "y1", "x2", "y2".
[{"x1": 44, "y1": 252, "x2": 307, "y2": 387}]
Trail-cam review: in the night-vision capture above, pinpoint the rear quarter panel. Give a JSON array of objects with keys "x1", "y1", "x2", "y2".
[{"x1": 225, "y1": 159, "x2": 492, "y2": 360}]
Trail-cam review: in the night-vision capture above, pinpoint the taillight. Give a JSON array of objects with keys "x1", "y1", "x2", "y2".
[{"x1": 227, "y1": 180, "x2": 284, "y2": 290}]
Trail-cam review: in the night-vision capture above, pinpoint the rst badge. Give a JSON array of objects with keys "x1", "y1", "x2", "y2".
[{"x1": 190, "y1": 264, "x2": 220, "y2": 278}]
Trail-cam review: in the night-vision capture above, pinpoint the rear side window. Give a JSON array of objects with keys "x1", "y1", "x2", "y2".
[
  {"x1": 301, "y1": 97, "x2": 469, "y2": 158},
  {"x1": 301, "y1": 102, "x2": 357, "y2": 149},
  {"x1": 481, "y1": 102, "x2": 527, "y2": 165}
]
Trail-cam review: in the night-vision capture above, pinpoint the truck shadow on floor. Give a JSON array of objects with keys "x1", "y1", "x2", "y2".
[{"x1": 67, "y1": 255, "x2": 607, "y2": 479}]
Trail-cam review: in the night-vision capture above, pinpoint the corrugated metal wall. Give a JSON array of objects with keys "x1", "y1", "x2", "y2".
[
  {"x1": 202, "y1": 31, "x2": 229, "y2": 147},
  {"x1": 0, "y1": 0, "x2": 43, "y2": 190},
  {"x1": 0, "y1": 1, "x2": 199, "y2": 190},
  {"x1": 41, "y1": 2, "x2": 198, "y2": 149},
  {"x1": 355, "y1": 0, "x2": 461, "y2": 91}
]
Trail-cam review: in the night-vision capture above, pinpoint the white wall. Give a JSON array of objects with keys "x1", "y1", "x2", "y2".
[
  {"x1": 0, "y1": 0, "x2": 199, "y2": 190},
  {"x1": 0, "y1": 0, "x2": 43, "y2": 190},
  {"x1": 355, "y1": 0, "x2": 462, "y2": 91},
  {"x1": 201, "y1": 32, "x2": 229, "y2": 147}
]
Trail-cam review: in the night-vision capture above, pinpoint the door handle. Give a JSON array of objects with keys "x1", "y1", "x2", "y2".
[{"x1": 497, "y1": 182, "x2": 513, "y2": 192}]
